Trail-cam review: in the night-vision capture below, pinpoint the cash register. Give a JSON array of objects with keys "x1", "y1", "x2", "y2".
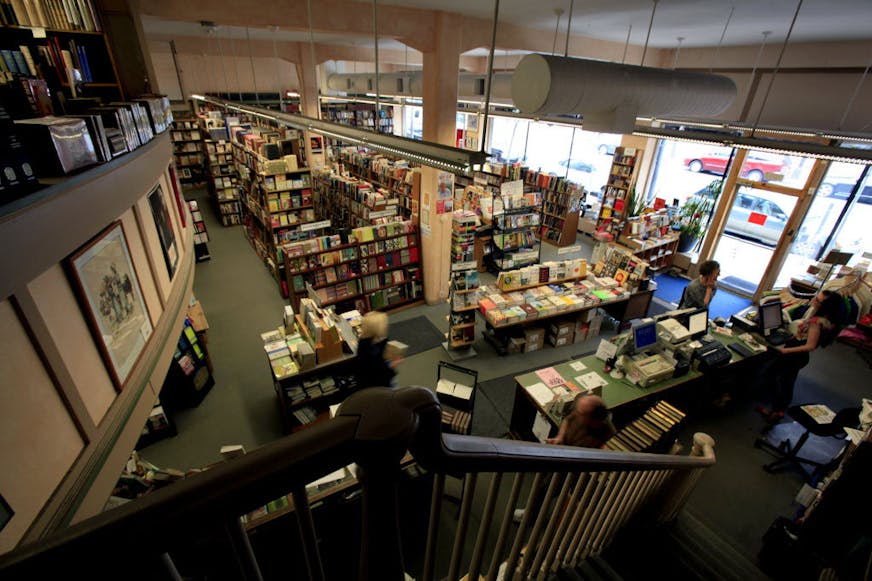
[{"x1": 624, "y1": 320, "x2": 676, "y2": 387}]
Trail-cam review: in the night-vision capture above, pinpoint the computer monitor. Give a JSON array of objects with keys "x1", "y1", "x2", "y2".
[
  {"x1": 758, "y1": 300, "x2": 784, "y2": 335},
  {"x1": 687, "y1": 309, "x2": 709, "y2": 340},
  {"x1": 633, "y1": 321, "x2": 658, "y2": 353}
]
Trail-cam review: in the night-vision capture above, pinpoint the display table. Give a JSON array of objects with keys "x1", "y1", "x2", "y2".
[{"x1": 511, "y1": 328, "x2": 771, "y2": 441}]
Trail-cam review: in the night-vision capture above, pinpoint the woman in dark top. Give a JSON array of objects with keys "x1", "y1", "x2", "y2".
[
  {"x1": 354, "y1": 311, "x2": 397, "y2": 388},
  {"x1": 757, "y1": 290, "x2": 846, "y2": 424}
]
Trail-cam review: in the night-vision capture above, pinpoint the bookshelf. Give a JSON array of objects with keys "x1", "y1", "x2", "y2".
[
  {"x1": 322, "y1": 102, "x2": 394, "y2": 134},
  {"x1": 487, "y1": 191, "x2": 542, "y2": 272},
  {"x1": 596, "y1": 147, "x2": 643, "y2": 238},
  {"x1": 337, "y1": 149, "x2": 421, "y2": 222},
  {"x1": 539, "y1": 187, "x2": 584, "y2": 247},
  {"x1": 186, "y1": 199, "x2": 211, "y2": 262},
  {"x1": 284, "y1": 221, "x2": 423, "y2": 314},
  {"x1": 203, "y1": 138, "x2": 241, "y2": 226},
  {"x1": 615, "y1": 210, "x2": 679, "y2": 272},
  {"x1": 0, "y1": 23, "x2": 124, "y2": 115},
  {"x1": 446, "y1": 210, "x2": 480, "y2": 355},
  {"x1": 170, "y1": 119, "x2": 204, "y2": 184},
  {"x1": 159, "y1": 318, "x2": 214, "y2": 409},
  {"x1": 314, "y1": 172, "x2": 402, "y2": 229}
]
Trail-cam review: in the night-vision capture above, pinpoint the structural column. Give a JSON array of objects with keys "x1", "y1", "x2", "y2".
[
  {"x1": 296, "y1": 42, "x2": 325, "y2": 168},
  {"x1": 420, "y1": 12, "x2": 462, "y2": 305}
]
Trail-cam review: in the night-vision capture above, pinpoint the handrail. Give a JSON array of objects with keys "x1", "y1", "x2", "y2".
[{"x1": 0, "y1": 386, "x2": 715, "y2": 580}]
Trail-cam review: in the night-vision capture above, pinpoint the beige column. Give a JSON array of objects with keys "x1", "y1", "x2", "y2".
[
  {"x1": 420, "y1": 12, "x2": 462, "y2": 305},
  {"x1": 296, "y1": 43, "x2": 325, "y2": 168}
]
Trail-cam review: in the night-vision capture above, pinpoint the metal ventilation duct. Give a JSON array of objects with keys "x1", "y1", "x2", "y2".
[
  {"x1": 511, "y1": 54, "x2": 737, "y2": 134},
  {"x1": 325, "y1": 71, "x2": 513, "y2": 102}
]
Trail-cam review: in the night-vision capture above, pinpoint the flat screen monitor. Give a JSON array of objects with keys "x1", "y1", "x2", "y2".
[
  {"x1": 758, "y1": 300, "x2": 784, "y2": 334},
  {"x1": 633, "y1": 321, "x2": 658, "y2": 353},
  {"x1": 687, "y1": 309, "x2": 708, "y2": 340}
]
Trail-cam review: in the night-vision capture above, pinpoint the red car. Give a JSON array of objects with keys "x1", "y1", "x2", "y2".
[{"x1": 684, "y1": 151, "x2": 786, "y2": 181}]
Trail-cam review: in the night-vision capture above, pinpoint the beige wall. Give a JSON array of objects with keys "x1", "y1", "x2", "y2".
[{"x1": 0, "y1": 136, "x2": 194, "y2": 553}]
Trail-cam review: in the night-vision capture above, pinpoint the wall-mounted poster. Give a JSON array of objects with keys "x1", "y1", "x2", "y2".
[
  {"x1": 436, "y1": 172, "x2": 454, "y2": 214},
  {"x1": 67, "y1": 221, "x2": 153, "y2": 390},
  {"x1": 148, "y1": 184, "x2": 178, "y2": 279},
  {"x1": 310, "y1": 135, "x2": 323, "y2": 153}
]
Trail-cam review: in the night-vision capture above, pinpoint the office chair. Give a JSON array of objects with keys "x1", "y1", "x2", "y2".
[
  {"x1": 677, "y1": 285, "x2": 688, "y2": 309},
  {"x1": 754, "y1": 404, "x2": 860, "y2": 482}
]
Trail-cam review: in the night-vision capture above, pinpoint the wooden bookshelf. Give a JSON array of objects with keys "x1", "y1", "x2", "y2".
[
  {"x1": 596, "y1": 147, "x2": 644, "y2": 237},
  {"x1": 314, "y1": 172, "x2": 403, "y2": 229},
  {"x1": 338, "y1": 149, "x2": 421, "y2": 222},
  {"x1": 171, "y1": 119, "x2": 204, "y2": 184},
  {"x1": 203, "y1": 138, "x2": 241, "y2": 226},
  {"x1": 487, "y1": 193, "x2": 542, "y2": 272},
  {"x1": 539, "y1": 188, "x2": 584, "y2": 247},
  {"x1": 321, "y1": 102, "x2": 394, "y2": 134},
  {"x1": 283, "y1": 222, "x2": 423, "y2": 314},
  {"x1": 447, "y1": 211, "x2": 480, "y2": 351}
]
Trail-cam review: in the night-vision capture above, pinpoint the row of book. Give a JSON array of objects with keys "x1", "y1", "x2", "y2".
[
  {"x1": 361, "y1": 268, "x2": 407, "y2": 292},
  {"x1": 269, "y1": 208, "x2": 316, "y2": 229},
  {"x1": 286, "y1": 247, "x2": 358, "y2": 274},
  {"x1": 495, "y1": 259, "x2": 588, "y2": 290},
  {"x1": 359, "y1": 248, "x2": 419, "y2": 273},
  {"x1": 0, "y1": 0, "x2": 101, "y2": 31},
  {"x1": 262, "y1": 171, "x2": 311, "y2": 192},
  {"x1": 352, "y1": 220, "x2": 416, "y2": 243},
  {"x1": 493, "y1": 230, "x2": 536, "y2": 252},
  {"x1": 265, "y1": 189, "x2": 313, "y2": 213},
  {"x1": 359, "y1": 233, "x2": 416, "y2": 257},
  {"x1": 603, "y1": 401, "x2": 685, "y2": 453},
  {"x1": 283, "y1": 233, "x2": 350, "y2": 257},
  {"x1": 495, "y1": 212, "x2": 540, "y2": 230}
]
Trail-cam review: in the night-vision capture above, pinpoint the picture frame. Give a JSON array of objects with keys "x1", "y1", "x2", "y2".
[
  {"x1": 310, "y1": 135, "x2": 323, "y2": 153},
  {"x1": 67, "y1": 221, "x2": 153, "y2": 390},
  {"x1": 147, "y1": 184, "x2": 179, "y2": 279}
]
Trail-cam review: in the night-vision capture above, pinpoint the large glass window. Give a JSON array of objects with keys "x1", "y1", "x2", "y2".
[
  {"x1": 829, "y1": 167, "x2": 872, "y2": 256},
  {"x1": 713, "y1": 187, "x2": 799, "y2": 295},
  {"x1": 739, "y1": 150, "x2": 814, "y2": 187},
  {"x1": 649, "y1": 141, "x2": 734, "y2": 206},
  {"x1": 487, "y1": 116, "x2": 529, "y2": 163},
  {"x1": 402, "y1": 104, "x2": 423, "y2": 140}
]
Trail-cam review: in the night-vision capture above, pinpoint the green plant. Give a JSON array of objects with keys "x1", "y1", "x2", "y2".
[
  {"x1": 677, "y1": 179, "x2": 722, "y2": 240},
  {"x1": 624, "y1": 187, "x2": 647, "y2": 218}
]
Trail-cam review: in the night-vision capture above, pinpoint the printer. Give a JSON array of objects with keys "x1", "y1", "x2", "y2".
[
  {"x1": 694, "y1": 339, "x2": 732, "y2": 371},
  {"x1": 657, "y1": 318, "x2": 690, "y2": 345},
  {"x1": 627, "y1": 353, "x2": 676, "y2": 387}
]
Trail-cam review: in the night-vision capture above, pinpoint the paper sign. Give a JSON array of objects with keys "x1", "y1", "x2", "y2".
[
  {"x1": 500, "y1": 179, "x2": 524, "y2": 196},
  {"x1": 452, "y1": 261, "x2": 478, "y2": 271},
  {"x1": 558, "y1": 245, "x2": 582, "y2": 255},
  {"x1": 577, "y1": 372, "x2": 608, "y2": 391},
  {"x1": 301, "y1": 219, "x2": 331, "y2": 232},
  {"x1": 526, "y1": 382, "x2": 554, "y2": 406},
  {"x1": 532, "y1": 413, "x2": 552, "y2": 443},
  {"x1": 368, "y1": 209, "x2": 396, "y2": 219},
  {"x1": 844, "y1": 427, "x2": 866, "y2": 445},
  {"x1": 595, "y1": 339, "x2": 618, "y2": 361},
  {"x1": 801, "y1": 404, "x2": 836, "y2": 424},
  {"x1": 535, "y1": 367, "x2": 565, "y2": 388},
  {"x1": 747, "y1": 212, "x2": 767, "y2": 226},
  {"x1": 569, "y1": 360, "x2": 588, "y2": 372}
]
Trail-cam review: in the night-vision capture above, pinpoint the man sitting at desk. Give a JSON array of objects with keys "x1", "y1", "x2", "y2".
[
  {"x1": 680, "y1": 260, "x2": 720, "y2": 309},
  {"x1": 547, "y1": 394, "x2": 616, "y2": 448}
]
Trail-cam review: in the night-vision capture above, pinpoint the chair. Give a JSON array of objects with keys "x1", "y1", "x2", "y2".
[
  {"x1": 754, "y1": 404, "x2": 860, "y2": 482},
  {"x1": 435, "y1": 361, "x2": 478, "y2": 436},
  {"x1": 677, "y1": 285, "x2": 688, "y2": 309}
]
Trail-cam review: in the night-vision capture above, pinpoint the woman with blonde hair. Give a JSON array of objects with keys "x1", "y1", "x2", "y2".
[{"x1": 355, "y1": 311, "x2": 398, "y2": 388}]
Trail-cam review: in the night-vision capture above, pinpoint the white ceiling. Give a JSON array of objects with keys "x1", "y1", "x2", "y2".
[
  {"x1": 360, "y1": 0, "x2": 872, "y2": 48},
  {"x1": 143, "y1": 0, "x2": 872, "y2": 55}
]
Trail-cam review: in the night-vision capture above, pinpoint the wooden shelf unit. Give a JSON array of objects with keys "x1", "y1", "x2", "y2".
[
  {"x1": 596, "y1": 147, "x2": 643, "y2": 237},
  {"x1": 539, "y1": 187, "x2": 584, "y2": 247},
  {"x1": 615, "y1": 211, "x2": 679, "y2": 272},
  {"x1": 186, "y1": 199, "x2": 211, "y2": 262},
  {"x1": 203, "y1": 138, "x2": 241, "y2": 226},
  {"x1": 487, "y1": 194, "x2": 542, "y2": 272},
  {"x1": 314, "y1": 171, "x2": 404, "y2": 229},
  {"x1": 321, "y1": 102, "x2": 394, "y2": 134},
  {"x1": 337, "y1": 149, "x2": 421, "y2": 222},
  {"x1": 283, "y1": 222, "x2": 423, "y2": 314},
  {"x1": 171, "y1": 120, "x2": 204, "y2": 183}
]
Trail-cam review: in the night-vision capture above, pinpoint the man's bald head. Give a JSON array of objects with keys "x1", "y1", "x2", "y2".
[{"x1": 574, "y1": 394, "x2": 608, "y2": 422}]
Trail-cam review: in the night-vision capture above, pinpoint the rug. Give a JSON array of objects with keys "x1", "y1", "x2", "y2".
[{"x1": 390, "y1": 316, "x2": 445, "y2": 357}]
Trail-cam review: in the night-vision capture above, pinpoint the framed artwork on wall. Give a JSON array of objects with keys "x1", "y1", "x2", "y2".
[
  {"x1": 67, "y1": 221, "x2": 153, "y2": 390},
  {"x1": 148, "y1": 184, "x2": 178, "y2": 279}
]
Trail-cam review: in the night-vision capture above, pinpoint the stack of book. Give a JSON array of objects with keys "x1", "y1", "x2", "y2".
[{"x1": 603, "y1": 401, "x2": 685, "y2": 453}]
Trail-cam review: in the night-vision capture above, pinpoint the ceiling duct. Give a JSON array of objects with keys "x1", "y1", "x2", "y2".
[
  {"x1": 325, "y1": 71, "x2": 514, "y2": 103},
  {"x1": 511, "y1": 53, "x2": 737, "y2": 134}
]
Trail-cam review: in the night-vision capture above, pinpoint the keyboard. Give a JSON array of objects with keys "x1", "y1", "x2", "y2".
[
  {"x1": 729, "y1": 342, "x2": 755, "y2": 358},
  {"x1": 766, "y1": 328, "x2": 792, "y2": 346}
]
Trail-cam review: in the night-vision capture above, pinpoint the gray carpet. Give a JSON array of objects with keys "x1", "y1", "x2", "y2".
[{"x1": 390, "y1": 316, "x2": 445, "y2": 357}]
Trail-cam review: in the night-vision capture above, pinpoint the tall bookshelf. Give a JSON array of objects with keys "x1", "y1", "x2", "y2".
[
  {"x1": 322, "y1": 102, "x2": 394, "y2": 134},
  {"x1": 203, "y1": 139, "x2": 241, "y2": 226},
  {"x1": 539, "y1": 188, "x2": 584, "y2": 247},
  {"x1": 314, "y1": 173, "x2": 402, "y2": 229},
  {"x1": 338, "y1": 149, "x2": 421, "y2": 222},
  {"x1": 446, "y1": 210, "x2": 479, "y2": 357},
  {"x1": 171, "y1": 119, "x2": 204, "y2": 184},
  {"x1": 596, "y1": 147, "x2": 643, "y2": 238},
  {"x1": 186, "y1": 200, "x2": 211, "y2": 262},
  {"x1": 283, "y1": 222, "x2": 423, "y2": 314}
]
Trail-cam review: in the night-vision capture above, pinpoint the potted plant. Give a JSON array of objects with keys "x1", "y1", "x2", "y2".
[{"x1": 676, "y1": 179, "x2": 722, "y2": 252}]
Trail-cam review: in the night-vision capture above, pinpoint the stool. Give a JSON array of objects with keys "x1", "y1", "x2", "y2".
[{"x1": 754, "y1": 404, "x2": 860, "y2": 482}]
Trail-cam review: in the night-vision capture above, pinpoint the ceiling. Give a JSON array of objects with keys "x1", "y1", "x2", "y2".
[{"x1": 142, "y1": 0, "x2": 872, "y2": 56}]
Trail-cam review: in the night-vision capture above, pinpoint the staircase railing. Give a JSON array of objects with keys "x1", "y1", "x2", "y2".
[{"x1": 0, "y1": 386, "x2": 715, "y2": 580}]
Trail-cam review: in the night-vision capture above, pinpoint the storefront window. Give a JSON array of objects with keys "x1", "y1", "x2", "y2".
[
  {"x1": 739, "y1": 150, "x2": 814, "y2": 188},
  {"x1": 648, "y1": 141, "x2": 734, "y2": 206},
  {"x1": 402, "y1": 104, "x2": 423, "y2": 140},
  {"x1": 487, "y1": 116, "x2": 529, "y2": 163},
  {"x1": 829, "y1": 167, "x2": 872, "y2": 256}
]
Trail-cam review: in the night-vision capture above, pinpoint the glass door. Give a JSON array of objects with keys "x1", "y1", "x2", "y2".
[{"x1": 713, "y1": 186, "x2": 799, "y2": 296}]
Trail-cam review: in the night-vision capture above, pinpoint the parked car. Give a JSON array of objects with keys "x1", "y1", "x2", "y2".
[
  {"x1": 686, "y1": 187, "x2": 795, "y2": 248},
  {"x1": 597, "y1": 143, "x2": 618, "y2": 155},
  {"x1": 818, "y1": 179, "x2": 872, "y2": 204},
  {"x1": 684, "y1": 151, "x2": 786, "y2": 181}
]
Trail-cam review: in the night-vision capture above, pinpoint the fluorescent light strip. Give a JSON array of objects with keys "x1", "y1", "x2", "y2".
[{"x1": 192, "y1": 95, "x2": 486, "y2": 175}]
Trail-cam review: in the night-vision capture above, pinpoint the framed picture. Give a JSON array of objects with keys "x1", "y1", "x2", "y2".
[
  {"x1": 67, "y1": 221, "x2": 153, "y2": 390},
  {"x1": 148, "y1": 184, "x2": 178, "y2": 279},
  {"x1": 310, "y1": 135, "x2": 323, "y2": 153}
]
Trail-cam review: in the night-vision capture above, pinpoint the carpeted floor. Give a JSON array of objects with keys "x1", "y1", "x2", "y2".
[
  {"x1": 654, "y1": 272, "x2": 752, "y2": 320},
  {"x1": 390, "y1": 316, "x2": 446, "y2": 357}
]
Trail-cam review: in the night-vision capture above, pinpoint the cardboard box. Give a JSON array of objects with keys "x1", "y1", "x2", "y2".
[
  {"x1": 384, "y1": 340, "x2": 408, "y2": 360},
  {"x1": 295, "y1": 341, "x2": 316, "y2": 370},
  {"x1": 547, "y1": 331, "x2": 574, "y2": 348},
  {"x1": 549, "y1": 321, "x2": 575, "y2": 337},
  {"x1": 574, "y1": 322, "x2": 589, "y2": 344},
  {"x1": 577, "y1": 309, "x2": 597, "y2": 324},
  {"x1": 523, "y1": 327, "x2": 545, "y2": 353},
  {"x1": 588, "y1": 314, "x2": 603, "y2": 339},
  {"x1": 316, "y1": 340, "x2": 343, "y2": 364},
  {"x1": 507, "y1": 337, "x2": 526, "y2": 354}
]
